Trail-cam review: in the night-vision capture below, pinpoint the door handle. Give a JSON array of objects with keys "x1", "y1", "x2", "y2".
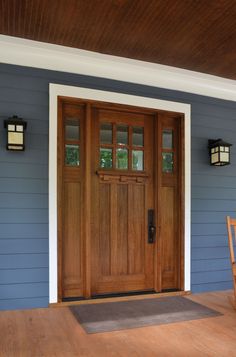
[{"x1": 148, "y1": 209, "x2": 156, "y2": 244}]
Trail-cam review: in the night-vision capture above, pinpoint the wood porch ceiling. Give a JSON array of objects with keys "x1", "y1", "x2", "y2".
[{"x1": 1, "y1": 0, "x2": 236, "y2": 80}]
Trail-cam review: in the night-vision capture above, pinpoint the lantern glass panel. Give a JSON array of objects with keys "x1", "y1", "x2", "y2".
[
  {"x1": 220, "y1": 152, "x2": 229, "y2": 162},
  {"x1": 211, "y1": 152, "x2": 219, "y2": 164},
  {"x1": 225, "y1": 147, "x2": 229, "y2": 152},
  {"x1": 16, "y1": 125, "x2": 23, "y2": 132},
  {"x1": 8, "y1": 124, "x2": 15, "y2": 131},
  {"x1": 8, "y1": 132, "x2": 23, "y2": 145},
  {"x1": 220, "y1": 146, "x2": 225, "y2": 151}
]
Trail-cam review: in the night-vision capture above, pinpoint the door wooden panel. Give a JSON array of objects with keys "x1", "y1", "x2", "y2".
[
  {"x1": 158, "y1": 114, "x2": 183, "y2": 291},
  {"x1": 62, "y1": 182, "x2": 82, "y2": 296},
  {"x1": 160, "y1": 186, "x2": 177, "y2": 289},
  {"x1": 90, "y1": 108, "x2": 155, "y2": 295},
  {"x1": 58, "y1": 101, "x2": 85, "y2": 299}
]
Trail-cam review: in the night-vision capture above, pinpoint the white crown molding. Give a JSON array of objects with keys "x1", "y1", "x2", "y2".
[{"x1": 0, "y1": 35, "x2": 236, "y2": 101}]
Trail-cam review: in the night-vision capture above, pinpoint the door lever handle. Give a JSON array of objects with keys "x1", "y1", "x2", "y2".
[
  {"x1": 148, "y1": 225, "x2": 156, "y2": 243},
  {"x1": 148, "y1": 209, "x2": 156, "y2": 244}
]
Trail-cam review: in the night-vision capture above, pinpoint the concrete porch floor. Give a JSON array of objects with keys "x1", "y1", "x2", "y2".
[{"x1": 0, "y1": 290, "x2": 235, "y2": 357}]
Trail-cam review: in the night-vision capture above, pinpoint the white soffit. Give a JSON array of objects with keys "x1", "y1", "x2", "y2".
[{"x1": 0, "y1": 35, "x2": 236, "y2": 101}]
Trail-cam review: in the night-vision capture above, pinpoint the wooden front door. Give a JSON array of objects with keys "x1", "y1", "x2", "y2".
[
  {"x1": 91, "y1": 108, "x2": 155, "y2": 295},
  {"x1": 58, "y1": 98, "x2": 184, "y2": 300}
]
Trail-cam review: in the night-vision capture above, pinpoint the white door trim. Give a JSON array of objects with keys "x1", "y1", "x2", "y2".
[{"x1": 49, "y1": 83, "x2": 191, "y2": 303}]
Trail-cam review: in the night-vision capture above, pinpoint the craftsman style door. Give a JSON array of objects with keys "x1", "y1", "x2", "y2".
[
  {"x1": 57, "y1": 98, "x2": 184, "y2": 300},
  {"x1": 91, "y1": 108, "x2": 155, "y2": 295}
]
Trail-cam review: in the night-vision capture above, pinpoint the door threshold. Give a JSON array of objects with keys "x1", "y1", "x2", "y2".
[{"x1": 49, "y1": 290, "x2": 191, "y2": 308}]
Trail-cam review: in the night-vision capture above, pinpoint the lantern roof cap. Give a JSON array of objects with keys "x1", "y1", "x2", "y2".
[
  {"x1": 208, "y1": 138, "x2": 232, "y2": 148},
  {"x1": 4, "y1": 115, "x2": 27, "y2": 129}
]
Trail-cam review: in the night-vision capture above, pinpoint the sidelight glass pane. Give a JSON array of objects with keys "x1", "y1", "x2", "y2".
[
  {"x1": 116, "y1": 148, "x2": 128, "y2": 169},
  {"x1": 162, "y1": 129, "x2": 173, "y2": 149},
  {"x1": 100, "y1": 148, "x2": 113, "y2": 168},
  {"x1": 117, "y1": 124, "x2": 128, "y2": 145},
  {"x1": 162, "y1": 152, "x2": 173, "y2": 173},
  {"x1": 65, "y1": 144, "x2": 80, "y2": 166},
  {"x1": 132, "y1": 126, "x2": 144, "y2": 147},
  {"x1": 100, "y1": 123, "x2": 112, "y2": 144},
  {"x1": 132, "y1": 150, "x2": 143, "y2": 171},
  {"x1": 65, "y1": 118, "x2": 80, "y2": 141}
]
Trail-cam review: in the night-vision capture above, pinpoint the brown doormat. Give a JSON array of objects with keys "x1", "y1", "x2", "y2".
[{"x1": 70, "y1": 296, "x2": 222, "y2": 334}]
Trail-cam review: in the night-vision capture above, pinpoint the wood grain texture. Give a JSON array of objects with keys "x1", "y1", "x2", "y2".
[
  {"x1": 91, "y1": 107, "x2": 155, "y2": 295},
  {"x1": 57, "y1": 99, "x2": 85, "y2": 299},
  {"x1": 1, "y1": 0, "x2": 236, "y2": 79},
  {"x1": 0, "y1": 291, "x2": 235, "y2": 357},
  {"x1": 226, "y1": 216, "x2": 236, "y2": 304}
]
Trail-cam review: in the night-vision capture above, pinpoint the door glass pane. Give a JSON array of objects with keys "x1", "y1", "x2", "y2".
[
  {"x1": 162, "y1": 130, "x2": 173, "y2": 149},
  {"x1": 100, "y1": 123, "x2": 112, "y2": 144},
  {"x1": 133, "y1": 127, "x2": 144, "y2": 147},
  {"x1": 117, "y1": 124, "x2": 128, "y2": 145},
  {"x1": 162, "y1": 152, "x2": 173, "y2": 173},
  {"x1": 65, "y1": 118, "x2": 80, "y2": 141},
  {"x1": 100, "y1": 148, "x2": 113, "y2": 168},
  {"x1": 65, "y1": 144, "x2": 80, "y2": 166},
  {"x1": 132, "y1": 150, "x2": 143, "y2": 171},
  {"x1": 116, "y1": 148, "x2": 128, "y2": 169}
]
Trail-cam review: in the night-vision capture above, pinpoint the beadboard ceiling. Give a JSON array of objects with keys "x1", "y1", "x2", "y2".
[{"x1": 1, "y1": 0, "x2": 236, "y2": 80}]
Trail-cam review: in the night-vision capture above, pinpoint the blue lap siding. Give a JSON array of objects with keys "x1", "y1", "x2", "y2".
[{"x1": 0, "y1": 63, "x2": 235, "y2": 310}]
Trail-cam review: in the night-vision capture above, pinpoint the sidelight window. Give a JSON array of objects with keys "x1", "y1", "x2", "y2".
[
  {"x1": 162, "y1": 129, "x2": 174, "y2": 173},
  {"x1": 65, "y1": 117, "x2": 80, "y2": 166}
]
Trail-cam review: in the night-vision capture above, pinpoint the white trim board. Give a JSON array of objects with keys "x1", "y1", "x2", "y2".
[
  {"x1": 49, "y1": 83, "x2": 191, "y2": 303},
  {"x1": 1, "y1": 35, "x2": 236, "y2": 102}
]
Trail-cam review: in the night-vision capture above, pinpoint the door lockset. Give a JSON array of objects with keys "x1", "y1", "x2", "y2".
[{"x1": 148, "y1": 209, "x2": 156, "y2": 244}]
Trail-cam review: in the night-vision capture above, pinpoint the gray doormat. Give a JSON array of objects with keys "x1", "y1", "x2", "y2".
[{"x1": 70, "y1": 296, "x2": 222, "y2": 333}]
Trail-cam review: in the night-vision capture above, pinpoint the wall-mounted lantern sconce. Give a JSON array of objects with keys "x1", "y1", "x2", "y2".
[
  {"x1": 4, "y1": 115, "x2": 27, "y2": 151},
  {"x1": 208, "y1": 138, "x2": 232, "y2": 166}
]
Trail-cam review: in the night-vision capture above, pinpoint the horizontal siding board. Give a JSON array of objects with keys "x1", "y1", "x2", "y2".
[
  {"x1": 0, "y1": 102, "x2": 49, "y2": 120},
  {"x1": 192, "y1": 174, "x2": 236, "y2": 189},
  {"x1": 192, "y1": 281, "x2": 233, "y2": 293},
  {"x1": 192, "y1": 211, "x2": 235, "y2": 224},
  {"x1": 191, "y1": 270, "x2": 232, "y2": 285},
  {"x1": 0, "y1": 162, "x2": 48, "y2": 179},
  {"x1": 192, "y1": 235, "x2": 227, "y2": 248},
  {"x1": 0, "y1": 178, "x2": 47, "y2": 194},
  {"x1": 192, "y1": 247, "x2": 229, "y2": 260},
  {"x1": 191, "y1": 223, "x2": 227, "y2": 235},
  {"x1": 0, "y1": 209, "x2": 48, "y2": 224},
  {"x1": 0, "y1": 72, "x2": 49, "y2": 91},
  {"x1": 0, "y1": 282, "x2": 48, "y2": 300},
  {"x1": 192, "y1": 187, "x2": 236, "y2": 200},
  {"x1": 192, "y1": 114, "x2": 236, "y2": 130},
  {"x1": 0, "y1": 193, "x2": 48, "y2": 209},
  {"x1": 0, "y1": 224, "x2": 48, "y2": 239},
  {"x1": 192, "y1": 164, "x2": 236, "y2": 177},
  {"x1": 0, "y1": 297, "x2": 48, "y2": 311},
  {"x1": 0, "y1": 268, "x2": 48, "y2": 284},
  {"x1": 26, "y1": 119, "x2": 49, "y2": 135},
  {"x1": 0, "y1": 149, "x2": 48, "y2": 165},
  {"x1": 27, "y1": 134, "x2": 48, "y2": 150},
  {"x1": 0, "y1": 87, "x2": 49, "y2": 107},
  {"x1": 0, "y1": 254, "x2": 48, "y2": 269},
  {"x1": 192, "y1": 199, "x2": 236, "y2": 211},
  {"x1": 0, "y1": 239, "x2": 48, "y2": 254},
  {"x1": 192, "y1": 125, "x2": 236, "y2": 142},
  {"x1": 191, "y1": 258, "x2": 231, "y2": 273}
]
